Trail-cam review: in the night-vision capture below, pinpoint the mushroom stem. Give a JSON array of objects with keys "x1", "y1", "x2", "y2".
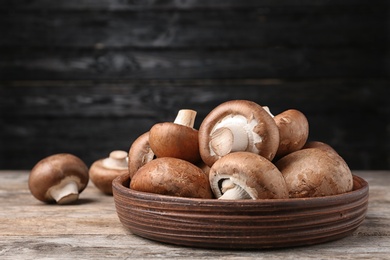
[
  {"x1": 219, "y1": 179, "x2": 252, "y2": 200},
  {"x1": 262, "y1": 106, "x2": 274, "y2": 117},
  {"x1": 210, "y1": 124, "x2": 249, "y2": 157},
  {"x1": 49, "y1": 179, "x2": 80, "y2": 204},
  {"x1": 102, "y1": 150, "x2": 128, "y2": 170},
  {"x1": 173, "y1": 109, "x2": 197, "y2": 128}
]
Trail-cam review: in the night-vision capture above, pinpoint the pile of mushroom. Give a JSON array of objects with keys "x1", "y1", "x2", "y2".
[
  {"x1": 28, "y1": 99, "x2": 353, "y2": 203},
  {"x1": 128, "y1": 99, "x2": 354, "y2": 200},
  {"x1": 129, "y1": 109, "x2": 212, "y2": 199}
]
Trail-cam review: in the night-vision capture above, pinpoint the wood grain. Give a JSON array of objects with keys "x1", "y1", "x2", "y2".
[
  {"x1": 0, "y1": 0, "x2": 387, "y2": 79},
  {"x1": 1, "y1": 80, "x2": 389, "y2": 170},
  {"x1": 0, "y1": 170, "x2": 389, "y2": 259}
]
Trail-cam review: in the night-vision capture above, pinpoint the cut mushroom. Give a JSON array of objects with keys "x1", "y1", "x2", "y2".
[
  {"x1": 275, "y1": 148, "x2": 353, "y2": 198},
  {"x1": 198, "y1": 100, "x2": 280, "y2": 166},
  {"x1": 149, "y1": 109, "x2": 201, "y2": 163},
  {"x1": 130, "y1": 157, "x2": 213, "y2": 199},
  {"x1": 209, "y1": 152, "x2": 289, "y2": 200},
  {"x1": 28, "y1": 153, "x2": 89, "y2": 204},
  {"x1": 273, "y1": 109, "x2": 309, "y2": 158},
  {"x1": 89, "y1": 150, "x2": 129, "y2": 195},
  {"x1": 128, "y1": 131, "x2": 155, "y2": 178}
]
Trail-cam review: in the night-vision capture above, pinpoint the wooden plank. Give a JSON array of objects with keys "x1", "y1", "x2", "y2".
[
  {"x1": 4, "y1": 0, "x2": 388, "y2": 10},
  {"x1": 2, "y1": 79, "x2": 389, "y2": 118},
  {"x1": 1, "y1": 79, "x2": 389, "y2": 170},
  {"x1": 0, "y1": 170, "x2": 389, "y2": 259},
  {"x1": 0, "y1": 0, "x2": 383, "y2": 11},
  {"x1": 0, "y1": 117, "x2": 154, "y2": 169},
  {"x1": 0, "y1": 1, "x2": 387, "y2": 80},
  {"x1": 0, "y1": 47, "x2": 384, "y2": 80},
  {"x1": 0, "y1": 5, "x2": 383, "y2": 48}
]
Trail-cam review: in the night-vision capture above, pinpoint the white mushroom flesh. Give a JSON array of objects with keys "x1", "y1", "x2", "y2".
[
  {"x1": 102, "y1": 150, "x2": 128, "y2": 170},
  {"x1": 219, "y1": 179, "x2": 252, "y2": 200},
  {"x1": 141, "y1": 148, "x2": 155, "y2": 165},
  {"x1": 46, "y1": 176, "x2": 81, "y2": 204},
  {"x1": 209, "y1": 114, "x2": 262, "y2": 157},
  {"x1": 210, "y1": 173, "x2": 259, "y2": 200}
]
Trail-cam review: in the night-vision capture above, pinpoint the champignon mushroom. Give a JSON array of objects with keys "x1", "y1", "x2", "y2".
[
  {"x1": 89, "y1": 150, "x2": 129, "y2": 195},
  {"x1": 198, "y1": 100, "x2": 280, "y2": 167},
  {"x1": 302, "y1": 140, "x2": 337, "y2": 154},
  {"x1": 128, "y1": 131, "x2": 155, "y2": 178},
  {"x1": 209, "y1": 151, "x2": 289, "y2": 200},
  {"x1": 29, "y1": 153, "x2": 89, "y2": 204},
  {"x1": 130, "y1": 157, "x2": 213, "y2": 199},
  {"x1": 275, "y1": 148, "x2": 353, "y2": 198},
  {"x1": 149, "y1": 109, "x2": 201, "y2": 163},
  {"x1": 273, "y1": 109, "x2": 309, "y2": 158},
  {"x1": 196, "y1": 160, "x2": 211, "y2": 178}
]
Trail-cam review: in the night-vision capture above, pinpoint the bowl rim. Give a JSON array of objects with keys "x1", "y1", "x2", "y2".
[{"x1": 112, "y1": 173, "x2": 369, "y2": 206}]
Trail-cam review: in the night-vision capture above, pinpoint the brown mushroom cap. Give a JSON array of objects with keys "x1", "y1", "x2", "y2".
[
  {"x1": 89, "y1": 150, "x2": 129, "y2": 195},
  {"x1": 302, "y1": 140, "x2": 338, "y2": 154},
  {"x1": 28, "y1": 153, "x2": 89, "y2": 204},
  {"x1": 128, "y1": 131, "x2": 155, "y2": 179},
  {"x1": 274, "y1": 109, "x2": 309, "y2": 158},
  {"x1": 130, "y1": 157, "x2": 213, "y2": 199},
  {"x1": 209, "y1": 151, "x2": 289, "y2": 200},
  {"x1": 199, "y1": 100, "x2": 280, "y2": 167},
  {"x1": 196, "y1": 160, "x2": 211, "y2": 178},
  {"x1": 275, "y1": 148, "x2": 353, "y2": 198},
  {"x1": 149, "y1": 109, "x2": 201, "y2": 163}
]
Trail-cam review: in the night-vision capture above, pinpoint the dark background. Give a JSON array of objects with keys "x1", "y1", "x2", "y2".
[{"x1": 0, "y1": 0, "x2": 389, "y2": 170}]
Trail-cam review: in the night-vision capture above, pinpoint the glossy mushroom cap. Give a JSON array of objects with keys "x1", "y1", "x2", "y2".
[
  {"x1": 29, "y1": 153, "x2": 89, "y2": 204},
  {"x1": 275, "y1": 148, "x2": 353, "y2": 198},
  {"x1": 199, "y1": 100, "x2": 280, "y2": 167},
  {"x1": 149, "y1": 109, "x2": 201, "y2": 163},
  {"x1": 128, "y1": 131, "x2": 155, "y2": 179},
  {"x1": 209, "y1": 152, "x2": 289, "y2": 200},
  {"x1": 89, "y1": 150, "x2": 129, "y2": 195},
  {"x1": 274, "y1": 109, "x2": 309, "y2": 158},
  {"x1": 130, "y1": 157, "x2": 213, "y2": 199}
]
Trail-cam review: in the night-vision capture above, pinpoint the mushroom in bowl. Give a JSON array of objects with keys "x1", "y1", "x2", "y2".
[
  {"x1": 273, "y1": 109, "x2": 309, "y2": 158},
  {"x1": 128, "y1": 131, "x2": 155, "y2": 179},
  {"x1": 149, "y1": 109, "x2": 201, "y2": 164},
  {"x1": 275, "y1": 147, "x2": 353, "y2": 198},
  {"x1": 130, "y1": 157, "x2": 213, "y2": 199},
  {"x1": 209, "y1": 151, "x2": 288, "y2": 200},
  {"x1": 198, "y1": 100, "x2": 279, "y2": 167}
]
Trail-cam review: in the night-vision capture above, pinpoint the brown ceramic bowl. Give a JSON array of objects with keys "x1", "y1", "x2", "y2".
[{"x1": 112, "y1": 174, "x2": 368, "y2": 249}]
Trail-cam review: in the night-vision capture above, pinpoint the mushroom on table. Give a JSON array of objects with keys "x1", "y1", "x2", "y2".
[
  {"x1": 28, "y1": 153, "x2": 89, "y2": 204},
  {"x1": 89, "y1": 150, "x2": 129, "y2": 195}
]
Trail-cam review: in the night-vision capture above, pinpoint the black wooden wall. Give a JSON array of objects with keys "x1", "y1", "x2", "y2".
[{"x1": 0, "y1": 0, "x2": 389, "y2": 170}]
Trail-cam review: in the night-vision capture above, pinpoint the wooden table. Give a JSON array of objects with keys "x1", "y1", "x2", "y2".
[{"x1": 1, "y1": 170, "x2": 389, "y2": 259}]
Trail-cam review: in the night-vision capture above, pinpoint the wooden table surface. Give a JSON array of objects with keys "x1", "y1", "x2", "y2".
[{"x1": 1, "y1": 170, "x2": 389, "y2": 259}]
